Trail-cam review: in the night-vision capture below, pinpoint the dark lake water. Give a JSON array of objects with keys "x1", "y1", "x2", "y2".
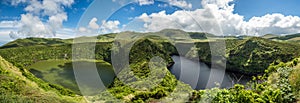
[{"x1": 169, "y1": 56, "x2": 250, "y2": 90}]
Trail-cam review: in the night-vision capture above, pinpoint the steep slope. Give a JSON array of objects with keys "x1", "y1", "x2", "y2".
[
  {"x1": 226, "y1": 37, "x2": 300, "y2": 75},
  {"x1": 0, "y1": 56, "x2": 84, "y2": 103},
  {"x1": 1, "y1": 30, "x2": 300, "y2": 102},
  {"x1": 261, "y1": 34, "x2": 278, "y2": 39},
  {"x1": 0, "y1": 37, "x2": 72, "y2": 49},
  {"x1": 270, "y1": 33, "x2": 300, "y2": 41},
  {"x1": 93, "y1": 38, "x2": 192, "y2": 102}
]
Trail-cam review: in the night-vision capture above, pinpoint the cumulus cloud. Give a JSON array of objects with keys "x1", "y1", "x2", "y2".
[
  {"x1": 13, "y1": 14, "x2": 53, "y2": 38},
  {"x1": 8, "y1": 0, "x2": 26, "y2": 6},
  {"x1": 0, "y1": 21, "x2": 21, "y2": 28},
  {"x1": 88, "y1": 18, "x2": 100, "y2": 30},
  {"x1": 78, "y1": 18, "x2": 121, "y2": 34},
  {"x1": 55, "y1": 28, "x2": 76, "y2": 39},
  {"x1": 168, "y1": 0, "x2": 192, "y2": 9},
  {"x1": 100, "y1": 20, "x2": 121, "y2": 33},
  {"x1": 135, "y1": 0, "x2": 154, "y2": 5},
  {"x1": 136, "y1": 9, "x2": 222, "y2": 34},
  {"x1": 135, "y1": 0, "x2": 300, "y2": 36},
  {"x1": 0, "y1": 30, "x2": 13, "y2": 45},
  {"x1": 243, "y1": 14, "x2": 300, "y2": 35},
  {"x1": 78, "y1": 27, "x2": 88, "y2": 33},
  {"x1": 7, "y1": 0, "x2": 74, "y2": 39},
  {"x1": 77, "y1": 18, "x2": 99, "y2": 35}
]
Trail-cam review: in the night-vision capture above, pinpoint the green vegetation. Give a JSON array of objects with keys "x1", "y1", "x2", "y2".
[
  {"x1": 189, "y1": 57, "x2": 300, "y2": 103},
  {"x1": 270, "y1": 33, "x2": 300, "y2": 41},
  {"x1": 1, "y1": 29, "x2": 300, "y2": 102},
  {"x1": 0, "y1": 56, "x2": 84, "y2": 103},
  {"x1": 261, "y1": 34, "x2": 278, "y2": 39},
  {"x1": 226, "y1": 37, "x2": 300, "y2": 75},
  {"x1": 28, "y1": 60, "x2": 115, "y2": 94},
  {"x1": 0, "y1": 37, "x2": 72, "y2": 49}
]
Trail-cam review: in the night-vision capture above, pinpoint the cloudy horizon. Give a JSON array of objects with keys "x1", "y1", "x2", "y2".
[{"x1": 1, "y1": 0, "x2": 300, "y2": 45}]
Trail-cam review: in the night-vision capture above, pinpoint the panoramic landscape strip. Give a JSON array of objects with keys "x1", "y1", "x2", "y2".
[{"x1": 1, "y1": 0, "x2": 300, "y2": 103}]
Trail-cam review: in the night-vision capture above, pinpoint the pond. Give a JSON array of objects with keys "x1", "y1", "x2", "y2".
[
  {"x1": 28, "y1": 56, "x2": 251, "y2": 94},
  {"x1": 28, "y1": 60, "x2": 116, "y2": 94},
  {"x1": 169, "y1": 56, "x2": 251, "y2": 90}
]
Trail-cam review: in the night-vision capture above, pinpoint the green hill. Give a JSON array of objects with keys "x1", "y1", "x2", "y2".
[
  {"x1": 0, "y1": 37, "x2": 72, "y2": 49},
  {"x1": 261, "y1": 34, "x2": 279, "y2": 39},
  {"x1": 269, "y1": 33, "x2": 300, "y2": 41},
  {"x1": 2, "y1": 31, "x2": 300, "y2": 76},
  {"x1": 1, "y1": 29, "x2": 300, "y2": 102},
  {"x1": 0, "y1": 56, "x2": 84, "y2": 103},
  {"x1": 226, "y1": 37, "x2": 300, "y2": 75}
]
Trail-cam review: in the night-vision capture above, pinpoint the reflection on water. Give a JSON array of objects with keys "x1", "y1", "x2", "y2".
[{"x1": 170, "y1": 56, "x2": 250, "y2": 90}]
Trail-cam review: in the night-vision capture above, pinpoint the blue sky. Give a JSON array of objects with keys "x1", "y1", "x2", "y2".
[
  {"x1": 108, "y1": 1, "x2": 182, "y2": 25},
  {"x1": 1, "y1": 0, "x2": 300, "y2": 45},
  {"x1": 0, "y1": 0, "x2": 93, "y2": 28},
  {"x1": 0, "y1": 0, "x2": 300, "y2": 28},
  {"x1": 1, "y1": 0, "x2": 299, "y2": 28},
  {"x1": 234, "y1": 0, "x2": 300, "y2": 20}
]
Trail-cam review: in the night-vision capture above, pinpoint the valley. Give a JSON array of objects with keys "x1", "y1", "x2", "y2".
[{"x1": 1, "y1": 29, "x2": 300, "y2": 102}]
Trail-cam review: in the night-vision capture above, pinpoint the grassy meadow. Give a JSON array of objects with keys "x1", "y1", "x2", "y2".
[{"x1": 28, "y1": 60, "x2": 115, "y2": 94}]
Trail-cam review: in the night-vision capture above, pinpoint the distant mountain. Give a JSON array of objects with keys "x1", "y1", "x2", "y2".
[
  {"x1": 226, "y1": 37, "x2": 300, "y2": 75},
  {"x1": 2, "y1": 30, "x2": 300, "y2": 76},
  {"x1": 269, "y1": 33, "x2": 300, "y2": 41},
  {"x1": 1, "y1": 29, "x2": 300, "y2": 102},
  {"x1": 261, "y1": 34, "x2": 279, "y2": 39},
  {"x1": 0, "y1": 37, "x2": 72, "y2": 49}
]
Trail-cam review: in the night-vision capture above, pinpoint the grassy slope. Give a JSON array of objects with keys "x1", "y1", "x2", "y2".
[
  {"x1": 261, "y1": 34, "x2": 278, "y2": 39},
  {"x1": 270, "y1": 33, "x2": 300, "y2": 41},
  {"x1": 225, "y1": 37, "x2": 300, "y2": 75},
  {"x1": 1, "y1": 30, "x2": 300, "y2": 102},
  {"x1": 28, "y1": 60, "x2": 115, "y2": 95},
  {"x1": 2, "y1": 31, "x2": 300, "y2": 76},
  {"x1": 0, "y1": 37, "x2": 72, "y2": 49},
  {"x1": 91, "y1": 38, "x2": 193, "y2": 102},
  {"x1": 0, "y1": 56, "x2": 85, "y2": 103}
]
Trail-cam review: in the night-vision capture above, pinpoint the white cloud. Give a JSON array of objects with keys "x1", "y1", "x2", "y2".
[
  {"x1": 100, "y1": 20, "x2": 121, "y2": 33},
  {"x1": 168, "y1": 0, "x2": 192, "y2": 9},
  {"x1": 7, "y1": 0, "x2": 74, "y2": 39},
  {"x1": 202, "y1": 0, "x2": 234, "y2": 10},
  {"x1": 76, "y1": 18, "x2": 98, "y2": 35},
  {"x1": 135, "y1": 0, "x2": 154, "y2": 5},
  {"x1": 130, "y1": 6, "x2": 135, "y2": 11},
  {"x1": 48, "y1": 13, "x2": 68, "y2": 29},
  {"x1": 9, "y1": 0, "x2": 26, "y2": 6},
  {"x1": 8, "y1": 14, "x2": 55, "y2": 39},
  {"x1": 0, "y1": 31, "x2": 13, "y2": 42},
  {"x1": 78, "y1": 27, "x2": 88, "y2": 33},
  {"x1": 135, "y1": 0, "x2": 300, "y2": 36},
  {"x1": 88, "y1": 18, "x2": 100, "y2": 29},
  {"x1": 136, "y1": 9, "x2": 222, "y2": 34},
  {"x1": 55, "y1": 28, "x2": 76, "y2": 39},
  {"x1": 78, "y1": 18, "x2": 120, "y2": 34},
  {"x1": 0, "y1": 21, "x2": 21, "y2": 28}
]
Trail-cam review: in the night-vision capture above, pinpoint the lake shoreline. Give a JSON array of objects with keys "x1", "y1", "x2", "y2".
[
  {"x1": 168, "y1": 54, "x2": 262, "y2": 76},
  {"x1": 168, "y1": 55, "x2": 252, "y2": 90}
]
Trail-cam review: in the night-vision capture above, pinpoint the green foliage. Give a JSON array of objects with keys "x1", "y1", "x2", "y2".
[
  {"x1": 289, "y1": 65, "x2": 300, "y2": 99},
  {"x1": 1, "y1": 30, "x2": 300, "y2": 102},
  {"x1": 189, "y1": 83, "x2": 294, "y2": 103},
  {"x1": 226, "y1": 37, "x2": 300, "y2": 75},
  {"x1": 188, "y1": 65, "x2": 299, "y2": 103},
  {"x1": 0, "y1": 37, "x2": 71, "y2": 49},
  {"x1": 0, "y1": 56, "x2": 83, "y2": 103},
  {"x1": 188, "y1": 32, "x2": 215, "y2": 39},
  {"x1": 270, "y1": 33, "x2": 300, "y2": 41},
  {"x1": 91, "y1": 38, "x2": 192, "y2": 102}
]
